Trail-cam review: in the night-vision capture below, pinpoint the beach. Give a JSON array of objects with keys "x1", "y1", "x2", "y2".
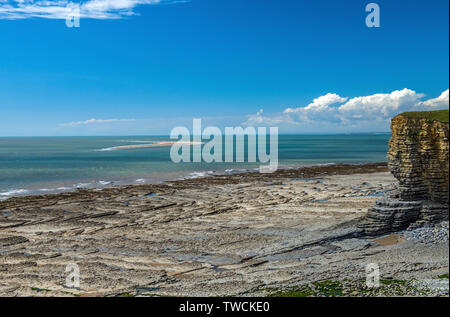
[
  {"x1": 0, "y1": 162, "x2": 448, "y2": 297},
  {"x1": 1, "y1": 0, "x2": 448, "y2": 303},
  {"x1": 98, "y1": 141, "x2": 204, "y2": 152},
  {"x1": 0, "y1": 135, "x2": 390, "y2": 199}
]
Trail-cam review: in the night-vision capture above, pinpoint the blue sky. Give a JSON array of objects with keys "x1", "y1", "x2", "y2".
[{"x1": 0, "y1": 0, "x2": 448, "y2": 136}]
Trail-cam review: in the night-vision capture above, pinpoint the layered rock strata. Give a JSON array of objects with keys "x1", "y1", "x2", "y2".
[{"x1": 362, "y1": 112, "x2": 449, "y2": 235}]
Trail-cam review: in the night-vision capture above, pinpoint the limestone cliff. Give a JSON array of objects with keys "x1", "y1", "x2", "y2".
[{"x1": 362, "y1": 110, "x2": 449, "y2": 236}]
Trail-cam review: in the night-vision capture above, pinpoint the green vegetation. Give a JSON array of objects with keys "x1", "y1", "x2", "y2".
[
  {"x1": 380, "y1": 279, "x2": 407, "y2": 285},
  {"x1": 312, "y1": 280, "x2": 344, "y2": 296},
  {"x1": 400, "y1": 110, "x2": 449, "y2": 123},
  {"x1": 437, "y1": 273, "x2": 449, "y2": 279},
  {"x1": 269, "y1": 280, "x2": 344, "y2": 297},
  {"x1": 269, "y1": 286, "x2": 314, "y2": 297},
  {"x1": 30, "y1": 287, "x2": 51, "y2": 293},
  {"x1": 265, "y1": 279, "x2": 446, "y2": 297},
  {"x1": 116, "y1": 292, "x2": 135, "y2": 297},
  {"x1": 406, "y1": 129, "x2": 421, "y2": 141}
]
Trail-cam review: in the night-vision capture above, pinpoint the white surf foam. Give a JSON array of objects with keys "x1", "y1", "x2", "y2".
[
  {"x1": 74, "y1": 183, "x2": 91, "y2": 188},
  {"x1": 0, "y1": 189, "x2": 30, "y2": 196},
  {"x1": 57, "y1": 187, "x2": 71, "y2": 190}
]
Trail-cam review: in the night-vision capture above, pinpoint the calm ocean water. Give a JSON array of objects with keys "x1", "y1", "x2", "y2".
[{"x1": 0, "y1": 135, "x2": 390, "y2": 199}]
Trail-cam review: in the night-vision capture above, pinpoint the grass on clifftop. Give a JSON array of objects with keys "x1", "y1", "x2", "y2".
[{"x1": 400, "y1": 110, "x2": 449, "y2": 123}]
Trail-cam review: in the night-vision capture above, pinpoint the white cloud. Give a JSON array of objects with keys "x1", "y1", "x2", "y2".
[
  {"x1": 338, "y1": 88, "x2": 425, "y2": 121},
  {"x1": 0, "y1": 0, "x2": 185, "y2": 20},
  {"x1": 245, "y1": 109, "x2": 300, "y2": 127},
  {"x1": 61, "y1": 118, "x2": 135, "y2": 126},
  {"x1": 54, "y1": 115, "x2": 248, "y2": 135},
  {"x1": 285, "y1": 93, "x2": 348, "y2": 113},
  {"x1": 416, "y1": 89, "x2": 449, "y2": 109},
  {"x1": 282, "y1": 93, "x2": 349, "y2": 124},
  {"x1": 243, "y1": 88, "x2": 449, "y2": 131}
]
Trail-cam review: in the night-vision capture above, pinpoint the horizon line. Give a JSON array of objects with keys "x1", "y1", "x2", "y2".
[{"x1": 0, "y1": 132, "x2": 392, "y2": 138}]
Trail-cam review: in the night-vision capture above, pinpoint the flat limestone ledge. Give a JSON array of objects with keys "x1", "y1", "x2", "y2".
[{"x1": 0, "y1": 164, "x2": 448, "y2": 297}]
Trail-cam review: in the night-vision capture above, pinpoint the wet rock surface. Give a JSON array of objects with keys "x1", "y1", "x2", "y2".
[
  {"x1": 362, "y1": 114, "x2": 449, "y2": 235},
  {"x1": 0, "y1": 163, "x2": 448, "y2": 297}
]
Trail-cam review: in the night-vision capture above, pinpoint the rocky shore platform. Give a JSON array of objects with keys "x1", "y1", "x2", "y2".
[{"x1": 0, "y1": 163, "x2": 448, "y2": 297}]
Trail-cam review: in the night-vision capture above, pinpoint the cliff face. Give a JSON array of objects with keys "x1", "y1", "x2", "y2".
[
  {"x1": 362, "y1": 112, "x2": 449, "y2": 236},
  {"x1": 388, "y1": 115, "x2": 449, "y2": 204}
]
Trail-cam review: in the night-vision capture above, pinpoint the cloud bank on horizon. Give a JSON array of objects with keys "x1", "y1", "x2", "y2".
[
  {"x1": 244, "y1": 88, "x2": 449, "y2": 131},
  {"x1": 0, "y1": 0, "x2": 185, "y2": 20},
  {"x1": 61, "y1": 118, "x2": 136, "y2": 127},
  {"x1": 59, "y1": 88, "x2": 449, "y2": 134}
]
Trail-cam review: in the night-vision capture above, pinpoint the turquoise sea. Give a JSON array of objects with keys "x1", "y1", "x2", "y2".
[{"x1": 0, "y1": 135, "x2": 390, "y2": 199}]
